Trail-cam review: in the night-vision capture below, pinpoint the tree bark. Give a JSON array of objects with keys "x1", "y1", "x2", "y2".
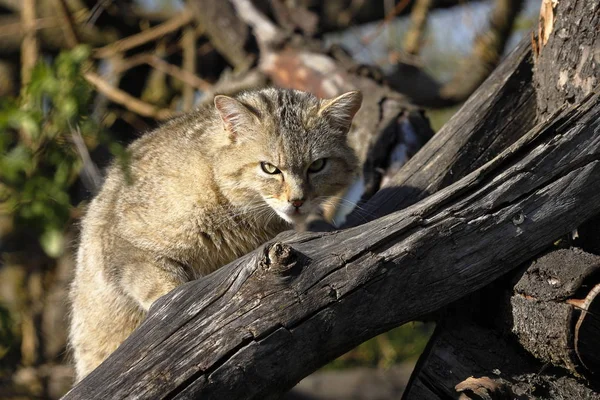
[
  {"x1": 64, "y1": 87, "x2": 600, "y2": 398},
  {"x1": 508, "y1": 248, "x2": 600, "y2": 381}
]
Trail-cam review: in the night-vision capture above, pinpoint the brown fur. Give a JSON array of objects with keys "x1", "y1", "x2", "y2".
[{"x1": 69, "y1": 88, "x2": 362, "y2": 381}]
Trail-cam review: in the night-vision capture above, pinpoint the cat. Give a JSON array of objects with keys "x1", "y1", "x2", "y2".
[{"x1": 68, "y1": 88, "x2": 362, "y2": 382}]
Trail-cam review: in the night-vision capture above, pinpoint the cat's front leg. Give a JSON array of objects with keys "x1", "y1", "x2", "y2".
[{"x1": 113, "y1": 243, "x2": 192, "y2": 311}]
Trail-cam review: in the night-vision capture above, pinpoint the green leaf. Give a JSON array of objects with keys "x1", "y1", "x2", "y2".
[{"x1": 39, "y1": 229, "x2": 65, "y2": 258}]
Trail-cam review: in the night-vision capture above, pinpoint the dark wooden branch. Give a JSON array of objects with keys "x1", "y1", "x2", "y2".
[{"x1": 65, "y1": 89, "x2": 600, "y2": 398}]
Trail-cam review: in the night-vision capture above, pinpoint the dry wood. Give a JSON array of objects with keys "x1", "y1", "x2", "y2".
[
  {"x1": 93, "y1": 12, "x2": 194, "y2": 59},
  {"x1": 509, "y1": 249, "x2": 600, "y2": 381},
  {"x1": 533, "y1": 0, "x2": 599, "y2": 117},
  {"x1": 181, "y1": 27, "x2": 197, "y2": 111},
  {"x1": 403, "y1": 0, "x2": 432, "y2": 55},
  {"x1": 20, "y1": 0, "x2": 39, "y2": 86},
  {"x1": 402, "y1": 322, "x2": 600, "y2": 399},
  {"x1": 83, "y1": 72, "x2": 176, "y2": 120},
  {"x1": 65, "y1": 90, "x2": 600, "y2": 398},
  {"x1": 404, "y1": 1, "x2": 600, "y2": 395}
]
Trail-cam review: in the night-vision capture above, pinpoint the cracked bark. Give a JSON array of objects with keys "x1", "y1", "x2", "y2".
[{"x1": 64, "y1": 88, "x2": 600, "y2": 398}]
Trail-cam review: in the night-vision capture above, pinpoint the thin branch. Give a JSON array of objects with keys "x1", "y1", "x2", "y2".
[
  {"x1": 21, "y1": 0, "x2": 39, "y2": 87},
  {"x1": 94, "y1": 12, "x2": 194, "y2": 58},
  {"x1": 113, "y1": 52, "x2": 211, "y2": 92},
  {"x1": 148, "y1": 55, "x2": 210, "y2": 92},
  {"x1": 181, "y1": 26, "x2": 198, "y2": 111},
  {"x1": 403, "y1": 0, "x2": 432, "y2": 55},
  {"x1": 111, "y1": 43, "x2": 182, "y2": 73},
  {"x1": 84, "y1": 71, "x2": 176, "y2": 120},
  {"x1": 361, "y1": 0, "x2": 411, "y2": 45},
  {"x1": 437, "y1": 0, "x2": 524, "y2": 105},
  {"x1": 70, "y1": 125, "x2": 102, "y2": 194},
  {"x1": 53, "y1": 0, "x2": 80, "y2": 48}
]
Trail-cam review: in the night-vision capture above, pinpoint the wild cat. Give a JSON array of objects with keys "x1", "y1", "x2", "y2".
[{"x1": 68, "y1": 88, "x2": 362, "y2": 381}]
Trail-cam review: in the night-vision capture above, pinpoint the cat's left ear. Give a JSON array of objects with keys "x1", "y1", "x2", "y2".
[
  {"x1": 318, "y1": 90, "x2": 363, "y2": 133},
  {"x1": 214, "y1": 95, "x2": 257, "y2": 142}
]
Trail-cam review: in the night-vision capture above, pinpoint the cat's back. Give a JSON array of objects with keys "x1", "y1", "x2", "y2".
[{"x1": 86, "y1": 108, "x2": 224, "y2": 252}]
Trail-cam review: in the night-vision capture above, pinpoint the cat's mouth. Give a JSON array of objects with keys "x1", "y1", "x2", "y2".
[
  {"x1": 263, "y1": 197, "x2": 316, "y2": 225},
  {"x1": 276, "y1": 209, "x2": 307, "y2": 224}
]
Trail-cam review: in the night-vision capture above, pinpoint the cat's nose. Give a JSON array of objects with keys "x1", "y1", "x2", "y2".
[{"x1": 291, "y1": 199, "x2": 304, "y2": 209}]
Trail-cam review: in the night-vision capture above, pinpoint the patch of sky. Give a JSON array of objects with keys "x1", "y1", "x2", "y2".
[{"x1": 324, "y1": 0, "x2": 542, "y2": 82}]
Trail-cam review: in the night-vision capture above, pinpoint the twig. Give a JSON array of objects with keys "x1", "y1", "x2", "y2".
[
  {"x1": 20, "y1": 0, "x2": 39, "y2": 87},
  {"x1": 84, "y1": 71, "x2": 176, "y2": 120},
  {"x1": 147, "y1": 55, "x2": 210, "y2": 91},
  {"x1": 112, "y1": 44, "x2": 182, "y2": 73},
  {"x1": 0, "y1": 17, "x2": 56, "y2": 38},
  {"x1": 70, "y1": 125, "x2": 102, "y2": 194},
  {"x1": 361, "y1": 0, "x2": 411, "y2": 45},
  {"x1": 403, "y1": 0, "x2": 432, "y2": 55},
  {"x1": 53, "y1": 0, "x2": 80, "y2": 48},
  {"x1": 181, "y1": 26, "x2": 197, "y2": 110},
  {"x1": 114, "y1": 53, "x2": 211, "y2": 92},
  {"x1": 94, "y1": 12, "x2": 194, "y2": 58}
]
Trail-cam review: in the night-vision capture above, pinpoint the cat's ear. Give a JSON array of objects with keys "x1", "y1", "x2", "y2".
[
  {"x1": 318, "y1": 90, "x2": 363, "y2": 132},
  {"x1": 214, "y1": 95, "x2": 256, "y2": 141}
]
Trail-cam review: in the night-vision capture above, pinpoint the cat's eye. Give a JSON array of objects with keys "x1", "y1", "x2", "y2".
[
  {"x1": 260, "y1": 162, "x2": 281, "y2": 175},
  {"x1": 308, "y1": 158, "x2": 327, "y2": 173}
]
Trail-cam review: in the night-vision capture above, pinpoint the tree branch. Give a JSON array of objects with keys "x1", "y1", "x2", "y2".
[
  {"x1": 84, "y1": 71, "x2": 176, "y2": 120},
  {"x1": 403, "y1": 0, "x2": 433, "y2": 55},
  {"x1": 93, "y1": 12, "x2": 194, "y2": 58},
  {"x1": 20, "y1": 0, "x2": 39, "y2": 87}
]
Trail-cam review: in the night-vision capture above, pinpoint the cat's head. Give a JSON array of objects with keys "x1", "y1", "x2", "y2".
[{"x1": 212, "y1": 88, "x2": 361, "y2": 225}]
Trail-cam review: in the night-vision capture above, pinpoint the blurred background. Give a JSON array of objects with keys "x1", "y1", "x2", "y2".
[{"x1": 0, "y1": 0, "x2": 541, "y2": 398}]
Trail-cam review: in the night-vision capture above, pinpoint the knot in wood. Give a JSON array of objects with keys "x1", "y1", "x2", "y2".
[{"x1": 264, "y1": 242, "x2": 298, "y2": 274}]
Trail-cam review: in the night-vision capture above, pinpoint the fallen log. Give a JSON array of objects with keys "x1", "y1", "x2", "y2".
[
  {"x1": 403, "y1": 248, "x2": 600, "y2": 399},
  {"x1": 402, "y1": 321, "x2": 600, "y2": 399},
  {"x1": 64, "y1": 88, "x2": 600, "y2": 399},
  {"x1": 509, "y1": 248, "x2": 600, "y2": 381}
]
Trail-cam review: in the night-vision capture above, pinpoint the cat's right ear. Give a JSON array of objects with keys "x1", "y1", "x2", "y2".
[
  {"x1": 214, "y1": 95, "x2": 256, "y2": 142},
  {"x1": 318, "y1": 90, "x2": 363, "y2": 133}
]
